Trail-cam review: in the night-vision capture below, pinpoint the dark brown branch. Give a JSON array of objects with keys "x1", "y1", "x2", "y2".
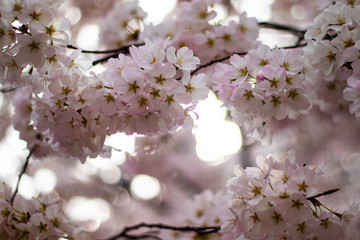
[
  {"x1": 258, "y1": 22, "x2": 306, "y2": 38},
  {"x1": 67, "y1": 43, "x2": 144, "y2": 66},
  {"x1": 191, "y1": 51, "x2": 248, "y2": 76},
  {"x1": 103, "y1": 223, "x2": 221, "y2": 240},
  {"x1": 307, "y1": 188, "x2": 340, "y2": 202},
  {"x1": 190, "y1": 43, "x2": 307, "y2": 76},
  {"x1": 343, "y1": 62, "x2": 353, "y2": 70},
  {"x1": 67, "y1": 43, "x2": 144, "y2": 55},
  {"x1": 0, "y1": 88, "x2": 16, "y2": 93},
  {"x1": 118, "y1": 234, "x2": 161, "y2": 240},
  {"x1": 12, "y1": 25, "x2": 32, "y2": 35},
  {"x1": 92, "y1": 53, "x2": 121, "y2": 66},
  {"x1": 93, "y1": 34, "x2": 307, "y2": 68},
  {"x1": 10, "y1": 146, "x2": 37, "y2": 205}
]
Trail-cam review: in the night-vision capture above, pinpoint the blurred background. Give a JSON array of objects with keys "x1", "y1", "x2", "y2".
[{"x1": 0, "y1": 0, "x2": 332, "y2": 238}]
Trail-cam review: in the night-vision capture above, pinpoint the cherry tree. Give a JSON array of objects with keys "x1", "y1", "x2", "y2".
[{"x1": 1, "y1": 0, "x2": 360, "y2": 239}]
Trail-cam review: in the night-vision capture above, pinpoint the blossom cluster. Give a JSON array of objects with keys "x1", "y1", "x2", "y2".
[
  {"x1": 160, "y1": 190, "x2": 228, "y2": 240},
  {"x1": 0, "y1": 185, "x2": 84, "y2": 240},
  {"x1": 0, "y1": 0, "x2": 76, "y2": 89},
  {"x1": 1, "y1": 0, "x2": 95, "y2": 159},
  {"x1": 211, "y1": 44, "x2": 311, "y2": 143},
  {"x1": 99, "y1": 0, "x2": 146, "y2": 48},
  {"x1": 19, "y1": 38, "x2": 208, "y2": 161},
  {"x1": 222, "y1": 150, "x2": 360, "y2": 240},
  {"x1": 1, "y1": 0, "x2": 210, "y2": 161},
  {"x1": 303, "y1": 0, "x2": 360, "y2": 118},
  {"x1": 102, "y1": 0, "x2": 260, "y2": 62},
  {"x1": 158, "y1": 0, "x2": 259, "y2": 62}
]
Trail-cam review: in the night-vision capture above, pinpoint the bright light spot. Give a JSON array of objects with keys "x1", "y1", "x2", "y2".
[
  {"x1": 18, "y1": 174, "x2": 38, "y2": 199},
  {"x1": 89, "y1": 64, "x2": 106, "y2": 75},
  {"x1": 291, "y1": 5, "x2": 307, "y2": 20},
  {"x1": 231, "y1": 0, "x2": 274, "y2": 21},
  {"x1": 65, "y1": 7, "x2": 82, "y2": 24},
  {"x1": 138, "y1": 0, "x2": 177, "y2": 25},
  {"x1": 11, "y1": 20, "x2": 22, "y2": 28},
  {"x1": 105, "y1": 132, "x2": 136, "y2": 165},
  {"x1": 0, "y1": 128, "x2": 27, "y2": 181},
  {"x1": 100, "y1": 167, "x2": 121, "y2": 184},
  {"x1": 195, "y1": 120, "x2": 242, "y2": 163},
  {"x1": 258, "y1": 29, "x2": 297, "y2": 48},
  {"x1": 34, "y1": 168, "x2": 57, "y2": 193},
  {"x1": 0, "y1": 94, "x2": 4, "y2": 107},
  {"x1": 194, "y1": 91, "x2": 242, "y2": 163},
  {"x1": 209, "y1": 3, "x2": 228, "y2": 24},
  {"x1": 130, "y1": 174, "x2": 160, "y2": 200},
  {"x1": 66, "y1": 197, "x2": 111, "y2": 232},
  {"x1": 106, "y1": 133, "x2": 136, "y2": 154},
  {"x1": 194, "y1": 91, "x2": 226, "y2": 121},
  {"x1": 76, "y1": 24, "x2": 99, "y2": 50}
]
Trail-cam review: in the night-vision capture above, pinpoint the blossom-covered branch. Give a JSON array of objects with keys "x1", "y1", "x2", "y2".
[
  {"x1": 191, "y1": 42, "x2": 307, "y2": 75},
  {"x1": 104, "y1": 222, "x2": 221, "y2": 240}
]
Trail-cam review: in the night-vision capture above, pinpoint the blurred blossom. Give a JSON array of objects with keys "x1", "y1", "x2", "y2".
[
  {"x1": 2, "y1": 0, "x2": 360, "y2": 239},
  {"x1": 231, "y1": 0, "x2": 275, "y2": 21},
  {"x1": 65, "y1": 197, "x2": 111, "y2": 232},
  {"x1": 138, "y1": 0, "x2": 177, "y2": 24},
  {"x1": 65, "y1": 7, "x2": 82, "y2": 24}
]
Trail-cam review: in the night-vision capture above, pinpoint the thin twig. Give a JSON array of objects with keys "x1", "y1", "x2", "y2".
[
  {"x1": 67, "y1": 43, "x2": 144, "y2": 66},
  {"x1": 86, "y1": 21, "x2": 306, "y2": 66},
  {"x1": 103, "y1": 223, "x2": 221, "y2": 240},
  {"x1": 258, "y1": 22, "x2": 306, "y2": 38},
  {"x1": 191, "y1": 51, "x2": 248, "y2": 75},
  {"x1": 190, "y1": 42, "x2": 307, "y2": 76},
  {"x1": 280, "y1": 43, "x2": 307, "y2": 49},
  {"x1": 307, "y1": 188, "x2": 340, "y2": 202},
  {"x1": 10, "y1": 146, "x2": 37, "y2": 205},
  {"x1": 0, "y1": 88, "x2": 16, "y2": 93},
  {"x1": 67, "y1": 43, "x2": 144, "y2": 54},
  {"x1": 92, "y1": 53, "x2": 121, "y2": 66},
  {"x1": 120, "y1": 234, "x2": 161, "y2": 240}
]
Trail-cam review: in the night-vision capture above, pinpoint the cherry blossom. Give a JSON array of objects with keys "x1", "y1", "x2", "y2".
[
  {"x1": 0, "y1": 185, "x2": 85, "y2": 240},
  {"x1": 166, "y1": 46, "x2": 200, "y2": 71},
  {"x1": 2, "y1": 1, "x2": 360, "y2": 240},
  {"x1": 222, "y1": 150, "x2": 359, "y2": 240}
]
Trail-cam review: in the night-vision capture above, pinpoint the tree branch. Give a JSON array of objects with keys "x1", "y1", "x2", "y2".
[
  {"x1": 117, "y1": 233, "x2": 161, "y2": 240},
  {"x1": 66, "y1": 43, "x2": 144, "y2": 66},
  {"x1": 191, "y1": 51, "x2": 248, "y2": 75},
  {"x1": 82, "y1": 22, "x2": 307, "y2": 66},
  {"x1": 10, "y1": 146, "x2": 37, "y2": 205},
  {"x1": 258, "y1": 22, "x2": 306, "y2": 39},
  {"x1": 92, "y1": 53, "x2": 121, "y2": 66},
  {"x1": 307, "y1": 188, "x2": 340, "y2": 202},
  {"x1": 190, "y1": 42, "x2": 307, "y2": 75},
  {"x1": 67, "y1": 43, "x2": 144, "y2": 55},
  {"x1": 103, "y1": 223, "x2": 221, "y2": 240},
  {"x1": 0, "y1": 88, "x2": 16, "y2": 93}
]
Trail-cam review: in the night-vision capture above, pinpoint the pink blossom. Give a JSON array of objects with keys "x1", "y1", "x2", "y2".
[
  {"x1": 166, "y1": 46, "x2": 200, "y2": 70},
  {"x1": 175, "y1": 71, "x2": 209, "y2": 104}
]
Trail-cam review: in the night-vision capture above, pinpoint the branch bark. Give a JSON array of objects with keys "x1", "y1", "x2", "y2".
[
  {"x1": 103, "y1": 223, "x2": 221, "y2": 240},
  {"x1": 10, "y1": 146, "x2": 37, "y2": 205},
  {"x1": 190, "y1": 42, "x2": 307, "y2": 76}
]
